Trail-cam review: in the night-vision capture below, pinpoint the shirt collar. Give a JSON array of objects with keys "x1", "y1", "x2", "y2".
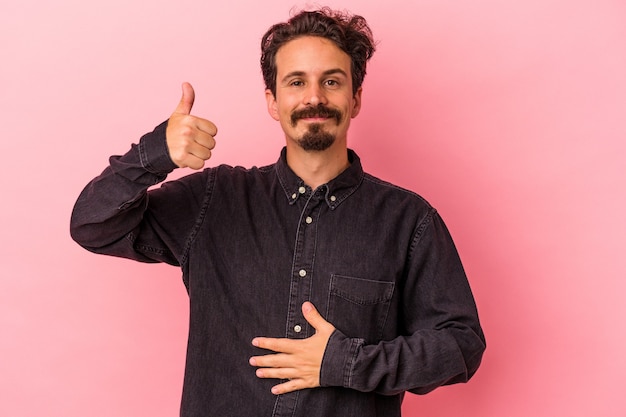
[{"x1": 275, "y1": 147, "x2": 364, "y2": 210}]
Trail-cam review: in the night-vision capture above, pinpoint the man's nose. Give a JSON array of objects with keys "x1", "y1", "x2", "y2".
[{"x1": 304, "y1": 83, "x2": 328, "y2": 106}]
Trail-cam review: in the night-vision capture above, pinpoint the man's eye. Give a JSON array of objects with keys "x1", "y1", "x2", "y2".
[{"x1": 290, "y1": 80, "x2": 304, "y2": 87}]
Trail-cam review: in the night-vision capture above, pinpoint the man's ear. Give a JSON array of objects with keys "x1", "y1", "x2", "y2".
[
  {"x1": 351, "y1": 87, "x2": 363, "y2": 119},
  {"x1": 265, "y1": 89, "x2": 280, "y2": 121}
]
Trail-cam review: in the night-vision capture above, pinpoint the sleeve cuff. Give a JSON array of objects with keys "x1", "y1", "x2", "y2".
[
  {"x1": 319, "y1": 329, "x2": 364, "y2": 388},
  {"x1": 138, "y1": 120, "x2": 178, "y2": 175}
]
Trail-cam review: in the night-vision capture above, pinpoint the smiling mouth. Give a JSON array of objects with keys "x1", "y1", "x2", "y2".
[{"x1": 301, "y1": 116, "x2": 331, "y2": 122}]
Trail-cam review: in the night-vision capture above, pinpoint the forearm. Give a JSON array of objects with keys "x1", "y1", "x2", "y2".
[
  {"x1": 320, "y1": 323, "x2": 485, "y2": 395},
  {"x1": 70, "y1": 121, "x2": 178, "y2": 262},
  {"x1": 320, "y1": 211, "x2": 485, "y2": 395}
]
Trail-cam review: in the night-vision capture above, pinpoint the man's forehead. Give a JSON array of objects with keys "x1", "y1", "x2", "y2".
[{"x1": 275, "y1": 36, "x2": 351, "y2": 76}]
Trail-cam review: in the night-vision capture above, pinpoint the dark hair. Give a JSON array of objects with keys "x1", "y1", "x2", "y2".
[{"x1": 261, "y1": 7, "x2": 376, "y2": 97}]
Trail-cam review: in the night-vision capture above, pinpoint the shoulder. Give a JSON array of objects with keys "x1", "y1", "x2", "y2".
[
  {"x1": 357, "y1": 172, "x2": 441, "y2": 242},
  {"x1": 361, "y1": 172, "x2": 434, "y2": 212}
]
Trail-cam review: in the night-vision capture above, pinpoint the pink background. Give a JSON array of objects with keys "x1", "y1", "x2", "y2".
[{"x1": 2, "y1": 0, "x2": 625, "y2": 415}]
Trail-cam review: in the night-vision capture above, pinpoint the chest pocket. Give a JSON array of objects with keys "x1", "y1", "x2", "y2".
[{"x1": 327, "y1": 274, "x2": 395, "y2": 343}]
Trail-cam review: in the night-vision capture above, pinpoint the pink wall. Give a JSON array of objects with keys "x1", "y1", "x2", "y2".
[{"x1": 2, "y1": 0, "x2": 625, "y2": 415}]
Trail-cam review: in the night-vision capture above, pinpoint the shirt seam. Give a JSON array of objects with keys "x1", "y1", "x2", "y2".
[
  {"x1": 362, "y1": 173, "x2": 430, "y2": 204},
  {"x1": 408, "y1": 208, "x2": 437, "y2": 263},
  {"x1": 345, "y1": 337, "x2": 363, "y2": 388}
]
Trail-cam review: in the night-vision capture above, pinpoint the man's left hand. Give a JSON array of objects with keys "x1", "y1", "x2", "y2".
[{"x1": 249, "y1": 302, "x2": 335, "y2": 395}]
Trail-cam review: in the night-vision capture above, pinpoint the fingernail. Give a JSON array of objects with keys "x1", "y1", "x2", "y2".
[
  {"x1": 249, "y1": 357, "x2": 257, "y2": 366},
  {"x1": 252, "y1": 338, "x2": 259, "y2": 347}
]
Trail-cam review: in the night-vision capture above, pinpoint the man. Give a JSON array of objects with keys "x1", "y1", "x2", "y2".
[{"x1": 71, "y1": 8, "x2": 485, "y2": 417}]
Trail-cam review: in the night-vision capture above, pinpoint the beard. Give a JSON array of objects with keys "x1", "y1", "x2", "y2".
[
  {"x1": 290, "y1": 105, "x2": 344, "y2": 152},
  {"x1": 298, "y1": 123, "x2": 336, "y2": 151}
]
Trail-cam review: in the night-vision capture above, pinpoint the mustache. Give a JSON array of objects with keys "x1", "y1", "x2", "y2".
[{"x1": 290, "y1": 105, "x2": 343, "y2": 125}]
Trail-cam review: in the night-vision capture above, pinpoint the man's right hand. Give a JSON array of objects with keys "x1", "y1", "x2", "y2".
[{"x1": 166, "y1": 82, "x2": 218, "y2": 170}]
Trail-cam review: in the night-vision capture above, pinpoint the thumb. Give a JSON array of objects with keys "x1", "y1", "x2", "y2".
[
  {"x1": 302, "y1": 302, "x2": 333, "y2": 332},
  {"x1": 173, "y1": 82, "x2": 195, "y2": 115}
]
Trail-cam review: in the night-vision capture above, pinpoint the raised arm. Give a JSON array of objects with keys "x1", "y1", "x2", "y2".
[{"x1": 70, "y1": 83, "x2": 218, "y2": 265}]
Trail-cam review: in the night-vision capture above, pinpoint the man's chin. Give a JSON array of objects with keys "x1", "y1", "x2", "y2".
[{"x1": 297, "y1": 132, "x2": 336, "y2": 152}]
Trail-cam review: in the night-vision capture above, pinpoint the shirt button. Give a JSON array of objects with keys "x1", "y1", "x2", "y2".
[
  {"x1": 299, "y1": 186, "x2": 306, "y2": 194},
  {"x1": 330, "y1": 195, "x2": 337, "y2": 202},
  {"x1": 294, "y1": 325, "x2": 302, "y2": 333},
  {"x1": 291, "y1": 193, "x2": 297, "y2": 200},
  {"x1": 305, "y1": 216, "x2": 313, "y2": 224},
  {"x1": 299, "y1": 269, "x2": 307, "y2": 277}
]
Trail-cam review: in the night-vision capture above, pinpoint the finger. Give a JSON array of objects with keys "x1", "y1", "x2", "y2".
[
  {"x1": 173, "y1": 82, "x2": 195, "y2": 115},
  {"x1": 194, "y1": 118, "x2": 218, "y2": 137},
  {"x1": 169, "y1": 133, "x2": 215, "y2": 165},
  {"x1": 187, "y1": 144, "x2": 213, "y2": 162},
  {"x1": 302, "y1": 302, "x2": 331, "y2": 332},
  {"x1": 252, "y1": 337, "x2": 296, "y2": 354},
  {"x1": 254, "y1": 366, "x2": 297, "y2": 380},
  {"x1": 271, "y1": 379, "x2": 304, "y2": 395},
  {"x1": 249, "y1": 352, "x2": 290, "y2": 368},
  {"x1": 183, "y1": 155, "x2": 208, "y2": 171},
  {"x1": 191, "y1": 130, "x2": 216, "y2": 151}
]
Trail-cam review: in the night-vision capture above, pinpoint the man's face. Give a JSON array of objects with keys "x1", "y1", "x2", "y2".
[{"x1": 266, "y1": 36, "x2": 362, "y2": 152}]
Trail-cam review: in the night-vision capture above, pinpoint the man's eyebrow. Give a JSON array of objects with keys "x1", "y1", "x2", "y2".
[
  {"x1": 322, "y1": 68, "x2": 348, "y2": 77},
  {"x1": 281, "y1": 71, "x2": 306, "y2": 81},
  {"x1": 281, "y1": 68, "x2": 349, "y2": 82}
]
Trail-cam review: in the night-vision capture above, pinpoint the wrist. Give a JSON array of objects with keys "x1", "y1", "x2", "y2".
[
  {"x1": 138, "y1": 120, "x2": 179, "y2": 174},
  {"x1": 319, "y1": 329, "x2": 363, "y2": 388}
]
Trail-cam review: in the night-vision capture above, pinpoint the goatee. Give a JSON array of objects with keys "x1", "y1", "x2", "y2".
[
  {"x1": 291, "y1": 104, "x2": 343, "y2": 152},
  {"x1": 298, "y1": 123, "x2": 335, "y2": 151}
]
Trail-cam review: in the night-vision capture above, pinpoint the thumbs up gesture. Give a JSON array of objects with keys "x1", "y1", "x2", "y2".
[{"x1": 165, "y1": 82, "x2": 218, "y2": 170}]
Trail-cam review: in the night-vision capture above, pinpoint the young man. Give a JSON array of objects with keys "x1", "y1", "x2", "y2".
[{"x1": 71, "y1": 8, "x2": 485, "y2": 417}]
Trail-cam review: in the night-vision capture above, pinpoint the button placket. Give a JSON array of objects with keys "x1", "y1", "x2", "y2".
[{"x1": 284, "y1": 194, "x2": 321, "y2": 343}]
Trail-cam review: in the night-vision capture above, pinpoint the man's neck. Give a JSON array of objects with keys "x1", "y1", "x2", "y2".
[{"x1": 285, "y1": 141, "x2": 350, "y2": 190}]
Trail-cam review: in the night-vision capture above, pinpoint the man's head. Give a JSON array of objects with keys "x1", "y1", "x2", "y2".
[
  {"x1": 261, "y1": 8, "x2": 376, "y2": 152},
  {"x1": 261, "y1": 8, "x2": 376, "y2": 98}
]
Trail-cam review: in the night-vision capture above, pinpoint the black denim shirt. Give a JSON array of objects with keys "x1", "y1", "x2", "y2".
[{"x1": 71, "y1": 122, "x2": 485, "y2": 417}]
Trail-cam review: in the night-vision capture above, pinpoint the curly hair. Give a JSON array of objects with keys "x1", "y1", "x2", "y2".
[{"x1": 261, "y1": 7, "x2": 376, "y2": 97}]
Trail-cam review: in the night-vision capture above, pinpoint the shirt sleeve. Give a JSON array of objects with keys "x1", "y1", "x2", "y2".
[
  {"x1": 69, "y1": 121, "x2": 204, "y2": 266},
  {"x1": 319, "y1": 210, "x2": 486, "y2": 395}
]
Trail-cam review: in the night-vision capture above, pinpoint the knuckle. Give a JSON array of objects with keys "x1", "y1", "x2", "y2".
[{"x1": 180, "y1": 125, "x2": 194, "y2": 137}]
